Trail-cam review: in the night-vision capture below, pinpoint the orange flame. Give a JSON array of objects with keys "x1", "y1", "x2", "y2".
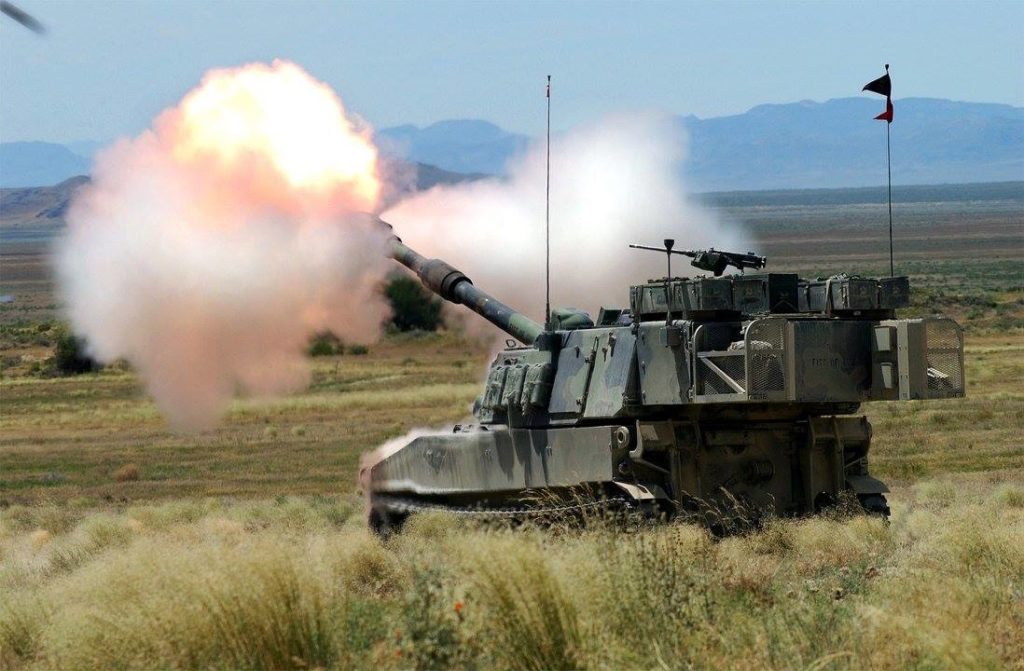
[
  {"x1": 161, "y1": 60, "x2": 380, "y2": 216},
  {"x1": 58, "y1": 60, "x2": 394, "y2": 430}
]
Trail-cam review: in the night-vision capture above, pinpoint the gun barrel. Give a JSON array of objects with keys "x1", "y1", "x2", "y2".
[
  {"x1": 628, "y1": 243, "x2": 697, "y2": 258},
  {"x1": 383, "y1": 220, "x2": 545, "y2": 345}
]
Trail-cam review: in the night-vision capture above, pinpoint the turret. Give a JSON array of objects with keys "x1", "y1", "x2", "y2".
[{"x1": 381, "y1": 219, "x2": 546, "y2": 346}]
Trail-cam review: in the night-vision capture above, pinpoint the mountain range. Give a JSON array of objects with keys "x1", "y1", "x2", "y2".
[
  {"x1": 1, "y1": 97, "x2": 1021, "y2": 191},
  {"x1": 679, "y1": 97, "x2": 1023, "y2": 191},
  {"x1": 0, "y1": 164, "x2": 480, "y2": 232}
]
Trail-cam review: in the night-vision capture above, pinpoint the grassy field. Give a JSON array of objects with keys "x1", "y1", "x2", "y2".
[
  {"x1": 1, "y1": 478, "x2": 1022, "y2": 670},
  {"x1": 0, "y1": 334, "x2": 485, "y2": 504},
  {"x1": 0, "y1": 331, "x2": 1020, "y2": 506},
  {"x1": 1, "y1": 191, "x2": 1022, "y2": 670}
]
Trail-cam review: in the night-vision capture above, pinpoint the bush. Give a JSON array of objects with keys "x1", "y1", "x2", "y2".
[
  {"x1": 399, "y1": 567, "x2": 468, "y2": 670},
  {"x1": 348, "y1": 344, "x2": 369, "y2": 356},
  {"x1": 53, "y1": 327, "x2": 99, "y2": 375},
  {"x1": 384, "y1": 275, "x2": 443, "y2": 332},
  {"x1": 307, "y1": 331, "x2": 344, "y2": 357}
]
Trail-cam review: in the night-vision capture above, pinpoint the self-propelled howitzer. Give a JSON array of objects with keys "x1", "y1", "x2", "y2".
[{"x1": 364, "y1": 225, "x2": 966, "y2": 531}]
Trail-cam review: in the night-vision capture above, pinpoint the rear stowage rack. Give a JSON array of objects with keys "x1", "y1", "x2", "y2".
[{"x1": 691, "y1": 316, "x2": 965, "y2": 404}]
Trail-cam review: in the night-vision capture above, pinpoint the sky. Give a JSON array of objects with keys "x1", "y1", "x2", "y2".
[{"x1": 1, "y1": 0, "x2": 1022, "y2": 143}]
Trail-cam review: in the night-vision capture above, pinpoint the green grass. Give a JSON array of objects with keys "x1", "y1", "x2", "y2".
[
  {"x1": 866, "y1": 336, "x2": 1024, "y2": 480},
  {"x1": 0, "y1": 334, "x2": 485, "y2": 505},
  {"x1": 2, "y1": 333, "x2": 1020, "y2": 506}
]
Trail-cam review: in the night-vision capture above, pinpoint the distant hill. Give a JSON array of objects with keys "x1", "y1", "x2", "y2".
[
  {"x1": 376, "y1": 119, "x2": 528, "y2": 176},
  {"x1": 0, "y1": 176, "x2": 90, "y2": 228},
  {"x1": 0, "y1": 163, "x2": 484, "y2": 232},
  {"x1": 0, "y1": 139, "x2": 485, "y2": 192},
  {"x1": 408, "y1": 162, "x2": 486, "y2": 192},
  {"x1": 0, "y1": 142, "x2": 92, "y2": 188}
]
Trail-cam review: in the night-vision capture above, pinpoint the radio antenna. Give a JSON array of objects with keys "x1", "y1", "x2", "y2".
[
  {"x1": 544, "y1": 75, "x2": 552, "y2": 329},
  {"x1": 664, "y1": 238, "x2": 674, "y2": 325}
]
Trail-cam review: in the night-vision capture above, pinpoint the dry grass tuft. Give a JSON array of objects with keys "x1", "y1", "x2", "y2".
[
  {"x1": 0, "y1": 595, "x2": 48, "y2": 669},
  {"x1": 112, "y1": 464, "x2": 140, "y2": 483},
  {"x1": 471, "y1": 541, "x2": 583, "y2": 671},
  {"x1": 994, "y1": 484, "x2": 1024, "y2": 509},
  {"x1": 27, "y1": 531, "x2": 50, "y2": 550}
]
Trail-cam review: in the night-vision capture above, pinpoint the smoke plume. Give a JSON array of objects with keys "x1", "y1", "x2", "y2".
[
  {"x1": 57, "y1": 61, "x2": 391, "y2": 429},
  {"x1": 58, "y1": 60, "x2": 749, "y2": 429},
  {"x1": 384, "y1": 113, "x2": 748, "y2": 331}
]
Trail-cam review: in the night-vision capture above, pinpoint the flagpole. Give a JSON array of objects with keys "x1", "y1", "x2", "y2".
[
  {"x1": 864, "y1": 63, "x2": 895, "y2": 277},
  {"x1": 545, "y1": 75, "x2": 551, "y2": 328},
  {"x1": 886, "y1": 117, "x2": 893, "y2": 277}
]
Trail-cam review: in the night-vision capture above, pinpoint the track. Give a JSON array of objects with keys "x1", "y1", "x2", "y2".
[
  {"x1": 368, "y1": 491, "x2": 890, "y2": 536},
  {"x1": 368, "y1": 493, "x2": 634, "y2": 534}
]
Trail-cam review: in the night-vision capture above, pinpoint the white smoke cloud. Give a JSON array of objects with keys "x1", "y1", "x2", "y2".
[
  {"x1": 56, "y1": 62, "x2": 392, "y2": 430},
  {"x1": 384, "y1": 112, "x2": 750, "y2": 331}
]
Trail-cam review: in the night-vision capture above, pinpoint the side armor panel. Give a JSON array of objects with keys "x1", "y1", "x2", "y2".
[
  {"x1": 636, "y1": 322, "x2": 690, "y2": 405},
  {"x1": 583, "y1": 329, "x2": 637, "y2": 418},
  {"x1": 369, "y1": 426, "x2": 619, "y2": 495},
  {"x1": 548, "y1": 331, "x2": 600, "y2": 415}
]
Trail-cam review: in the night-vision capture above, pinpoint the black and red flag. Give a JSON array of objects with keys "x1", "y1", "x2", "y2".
[{"x1": 863, "y1": 64, "x2": 893, "y2": 123}]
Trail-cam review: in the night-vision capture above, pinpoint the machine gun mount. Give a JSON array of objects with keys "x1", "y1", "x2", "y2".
[{"x1": 629, "y1": 242, "x2": 767, "y2": 276}]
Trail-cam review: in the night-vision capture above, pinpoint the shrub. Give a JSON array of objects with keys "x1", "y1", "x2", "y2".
[
  {"x1": 399, "y1": 567, "x2": 468, "y2": 670},
  {"x1": 384, "y1": 275, "x2": 443, "y2": 332},
  {"x1": 53, "y1": 327, "x2": 99, "y2": 375},
  {"x1": 307, "y1": 331, "x2": 344, "y2": 357},
  {"x1": 348, "y1": 344, "x2": 369, "y2": 356}
]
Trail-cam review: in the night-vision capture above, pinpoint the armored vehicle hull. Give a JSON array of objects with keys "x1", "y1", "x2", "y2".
[{"x1": 363, "y1": 223, "x2": 965, "y2": 530}]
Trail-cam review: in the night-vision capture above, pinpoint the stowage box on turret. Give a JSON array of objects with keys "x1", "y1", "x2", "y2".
[{"x1": 363, "y1": 223, "x2": 965, "y2": 530}]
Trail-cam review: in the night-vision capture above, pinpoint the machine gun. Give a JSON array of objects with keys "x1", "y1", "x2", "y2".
[{"x1": 629, "y1": 242, "x2": 767, "y2": 276}]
